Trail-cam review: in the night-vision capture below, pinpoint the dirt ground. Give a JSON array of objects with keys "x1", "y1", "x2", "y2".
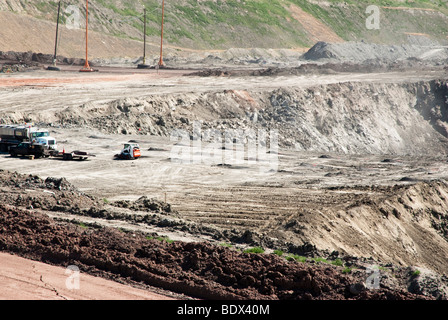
[
  {"x1": 0, "y1": 252, "x2": 175, "y2": 300},
  {"x1": 1, "y1": 60, "x2": 448, "y2": 300},
  {"x1": 0, "y1": 194, "x2": 432, "y2": 300}
]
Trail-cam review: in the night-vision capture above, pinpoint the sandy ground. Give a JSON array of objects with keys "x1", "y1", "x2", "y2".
[
  {"x1": 0, "y1": 252, "x2": 174, "y2": 300},
  {"x1": 2, "y1": 128, "x2": 448, "y2": 271},
  {"x1": 0, "y1": 67, "x2": 445, "y2": 115},
  {"x1": 1, "y1": 66, "x2": 448, "y2": 299}
]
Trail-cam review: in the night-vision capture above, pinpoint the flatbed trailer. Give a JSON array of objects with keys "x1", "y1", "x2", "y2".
[
  {"x1": 8, "y1": 145, "x2": 94, "y2": 161},
  {"x1": 52, "y1": 150, "x2": 95, "y2": 161}
]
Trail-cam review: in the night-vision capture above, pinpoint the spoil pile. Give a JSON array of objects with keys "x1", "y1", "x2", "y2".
[
  {"x1": 0, "y1": 204, "x2": 430, "y2": 300},
  {"x1": 303, "y1": 38, "x2": 448, "y2": 64},
  {"x1": 0, "y1": 50, "x2": 91, "y2": 73},
  {"x1": 0, "y1": 169, "x2": 443, "y2": 300}
]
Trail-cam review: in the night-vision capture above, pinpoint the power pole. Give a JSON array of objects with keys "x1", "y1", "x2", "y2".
[
  {"x1": 158, "y1": 0, "x2": 165, "y2": 67},
  {"x1": 138, "y1": 7, "x2": 150, "y2": 69},
  {"x1": 143, "y1": 7, "x2": 147, "y2": 65},
  {"x1": 80, "y1": 0, "x2": 94, "y2": 72},
  {"x1": 47, "y1": 0, "x2": 61, "y2": 71}
]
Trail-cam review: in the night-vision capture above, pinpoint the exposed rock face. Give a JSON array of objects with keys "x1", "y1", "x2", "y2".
[{"x1": 5, "y1": 79, "x2": 447, "y2": 156}]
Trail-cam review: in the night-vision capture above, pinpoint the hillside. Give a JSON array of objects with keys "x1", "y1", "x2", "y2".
[{"x1": 1, "y1": 0, "x2": 448, "y2": 60}]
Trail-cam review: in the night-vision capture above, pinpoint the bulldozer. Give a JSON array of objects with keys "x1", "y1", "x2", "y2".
[{"x1": 115, "y1": 143, "x2": 141, "y2": 160}]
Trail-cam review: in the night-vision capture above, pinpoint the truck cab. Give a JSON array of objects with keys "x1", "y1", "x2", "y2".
[{"x1": 31, "y1": 131, "x2": 58, "y2": 150}]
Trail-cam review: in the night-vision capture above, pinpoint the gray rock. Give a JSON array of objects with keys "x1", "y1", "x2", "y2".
[{"x1": 407, "y1": 267, "x2": 448, "y2": 300}]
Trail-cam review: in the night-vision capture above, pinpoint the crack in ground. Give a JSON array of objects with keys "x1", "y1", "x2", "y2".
[{"x1": 33, "y1": 264, "x2": 68, "y2": 300}]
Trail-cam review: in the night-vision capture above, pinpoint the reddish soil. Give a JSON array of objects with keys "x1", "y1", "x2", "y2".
[
  {"x1": 0, "y1": 201, "x2": 431, "y2": 300},
  {"x1": 0, "y1": 251, "x2": 174, "y2": 300},
  {"x1": 0, "y1": 66, "x2": 191, "y2": 88}
]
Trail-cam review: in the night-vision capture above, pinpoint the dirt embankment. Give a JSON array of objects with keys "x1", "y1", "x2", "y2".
[
  {"x1": 0, "y1": 169, "x2": 443, "y2": 300},
  {"x1": 303, "y1": 37, "x2": 448, "y2": 64},
  {"x1": 1, "y1": 168, "x2": 448, "y2": 300},
  {"x1": 3, "y1": 79, "x2": 448, "y2": 156},
  {"x1": 0, "y1": 10, "x2": 145, "y2": 60}
]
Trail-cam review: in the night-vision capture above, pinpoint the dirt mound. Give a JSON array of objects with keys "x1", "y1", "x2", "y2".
[
  {"x1": 113, "y1": 196, "x2": 174, "y2": 215},
  {"x1": 0, "y1": 203, "x2": 432, "y2": 300},
  {"x1": 0, "y1": 51, "x2": 42, "y2": 73},
  {"x1": 188, "y1": 58, "x2": 443, "y2": 78},
  {"x1": 0, "y1": 51, "x2": 53, "y2": 64},
  {"x1": 0, "y1": 50, "x2": 92, "y2": 70},
  {"x1": 304, "y1": 38, "x2": 448, "y2": 63}
]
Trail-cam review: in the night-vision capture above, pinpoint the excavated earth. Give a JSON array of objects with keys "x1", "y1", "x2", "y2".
[
  {"x1": 2, "y1": 49, "x2": 448, "y2": 300},
  {"x1": 0, "y1": 170, "x2": 438, "y2": 300}
]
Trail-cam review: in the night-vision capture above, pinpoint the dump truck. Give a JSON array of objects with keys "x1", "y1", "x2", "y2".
[
  {"x1": 0, "y1": 124, "x2": 57, "y2": 152},
  {"x1": 1, "y1": 124, "x2": 97, "y2": 161},
  {"x1": 115, "y1": 143, "x2": 141, "y2": 160}
]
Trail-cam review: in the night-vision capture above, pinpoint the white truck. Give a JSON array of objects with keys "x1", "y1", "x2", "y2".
[{"x1": 0, "y1": 124, "x2": 58, "y2": 153}]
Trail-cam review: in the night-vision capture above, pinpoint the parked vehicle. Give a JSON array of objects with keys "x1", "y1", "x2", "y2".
[
  {"x1": 0, "y1": 124, "x2": 57, "y2": 152},
  {"x1": 115, "y1": 143, "x2": 142, "y2": 160},
  {"x1": 9, "y1": 142, "x2": 51, "y2": 158}
]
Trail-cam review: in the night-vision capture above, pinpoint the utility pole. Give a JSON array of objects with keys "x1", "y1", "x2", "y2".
[
  {"x1": 80, "y1": 0, "x2": 94, "y2": 72},
  {"x1": 47, "y1": 0, "x2": 61, "y2": 71},
  {"x1": 143, "y1": 7, "x2": 147, "y2": 65},
  {"x1": 158, "y1": 0, "x2": 165, "y2": 67},
  {"x1": 138, "y1": 7, "x2": 150, "y2": 69}
]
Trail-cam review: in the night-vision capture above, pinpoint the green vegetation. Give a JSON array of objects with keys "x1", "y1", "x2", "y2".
[
  {"x1": 78, "y1": 222, "x2": 88, "y2": 229},
  {"x1": 286, "y1": 254, "x2": 307, "y2": 263},
  {"x1": 331, "y1": 258, "x2": 344, "y2": 267},
  {"x1": 412, "y1": 269, "x2": 421, "y2": 277},
  {"x1": 146, "y1": 235, "x2": 175, "y2": 243},
  {"x1": 284, "y1": 254, "x2": 349, "y2": 272},
  {"x1": 312, "y1": 257, "x2": 329, "y2": 264},
  {"x1": 342, "y1": 266, "x2": 353, "y2": 274},
  {"x1": 273, "y1": 249, "x2": 284, "y2": 256},
  {"x1": 243, "y1": 246, "x2": 265, "y2": 254},
  {"x1": 18, "y1": 0, "x2": 448, "y2": 49}
]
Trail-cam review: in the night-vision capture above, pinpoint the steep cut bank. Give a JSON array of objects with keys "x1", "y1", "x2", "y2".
[
  {"x1": 4, "y1": 79, "x2": 448, "y2": 156},
  {"x1": 271, "y1": 180, "x2": 448, "y2": 277}
]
